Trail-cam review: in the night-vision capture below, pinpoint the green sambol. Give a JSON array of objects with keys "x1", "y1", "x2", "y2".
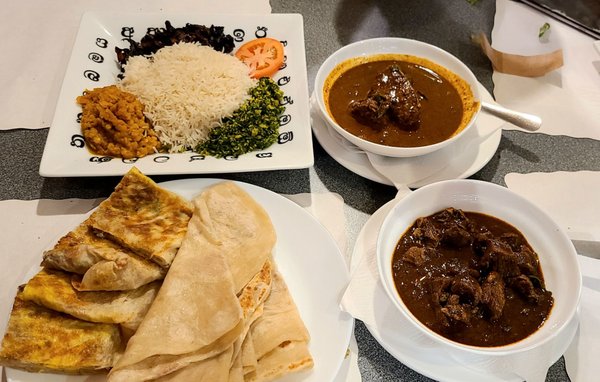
[{"x1": 196, "y1": 78, "x2": 284, "y2": 158}]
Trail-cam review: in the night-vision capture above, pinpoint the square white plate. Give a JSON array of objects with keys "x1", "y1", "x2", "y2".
[{"x1": 40, "y1": 12, "x2": 313, "y2": 177}]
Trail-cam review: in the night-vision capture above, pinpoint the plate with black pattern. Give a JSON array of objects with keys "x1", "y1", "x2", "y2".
[{"x1": 39, "y1": 12, "x2": 312, "y2": 177}]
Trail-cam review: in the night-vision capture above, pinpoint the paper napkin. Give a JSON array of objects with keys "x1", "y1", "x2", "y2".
[
  {"x1": 505, "y1": 171, "x2": 600, "y2": 243},
  {"x1": 285, "y1": 192, "x2": 350, "y2": 265},
  {"x1": 505, "y1": 171, "x2": 600, "y2": 381},
  {"x1": 0, "y1": 0, "x2": 271, "y2": 130},
  {"x1": 491, "y1": 0, "x2": 600, "y2": 140},
  {"x1": 564, "y1": 255, "x2": 600, "y2": 382}
]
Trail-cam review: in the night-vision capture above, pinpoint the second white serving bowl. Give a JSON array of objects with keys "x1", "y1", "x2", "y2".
[
  {"x1": 314, "y1": 38, "x2": 482, "y2": 158},
  {"x1": 376, "y1": 179, "x2": 581, "y2": 356}
]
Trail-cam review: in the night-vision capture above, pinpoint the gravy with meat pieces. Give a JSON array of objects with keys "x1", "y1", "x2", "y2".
[
  {"x1": 324, "y1": 54, "x2": 478, "y2": 148},
  {"x1": 392, "y1": 208, "x2": 553, "y2": 347}
]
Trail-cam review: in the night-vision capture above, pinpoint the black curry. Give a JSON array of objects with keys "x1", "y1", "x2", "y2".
[{"x1": 392, "y1": 208, "x2": 553, "y2": 347}]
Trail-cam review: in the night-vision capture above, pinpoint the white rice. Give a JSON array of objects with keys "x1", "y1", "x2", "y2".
[{"x1": 119, "y1": 42, "x2": 256, "y2": 152}]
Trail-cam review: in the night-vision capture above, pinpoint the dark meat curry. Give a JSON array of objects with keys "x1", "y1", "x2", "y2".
[
  {"x1": 392, "y1": 208, "x2": 553, "y2": 347},
  {"x1": 323, "y1": 54, "x2": 479, "y2": 148},
  {"x1": 349, "y1": 64, "x2": 423, "y2": 130}
]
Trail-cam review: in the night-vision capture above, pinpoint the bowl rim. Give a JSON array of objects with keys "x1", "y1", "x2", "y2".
[
  {"x1": 314, "y1": 37, "x2": 483, "y2": 158},
  {"x1": 375, "y1": 179, "x2": 582, "y2": 356}
]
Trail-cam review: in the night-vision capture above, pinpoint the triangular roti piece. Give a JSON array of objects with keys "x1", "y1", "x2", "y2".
[
  {"x1": 241, "y1": 331, "x2": 258, "y2": 376},
  {"x1": 247, "y1": 269, "x2": 313, "y2": 381},
  {"x1": 0, "y1": 288, "x2": 122, "y2": 374},
  {"x1": 88, "y1": 167, "x2": 193, "y2": 268},
  {"x1": 107, "y1": 195, "x2": 245, "y2": 382},
  {"x1": 248, "y1": 340, "x2": 314, "y2": 382},
  {"x1": 192, "y1": 181, "x2": 276, "y2": 293},
  {"x1": 154, "y1": 347, "x2": 235, "y2": 382},
  {"x1": 21, "y1": 268, "x2": 160, "y2": 330},
  {"x1": 233, "y1": 260, "x2": 272, "y2": 359},
  {"x1": 250, "y1": 270, "x2": 310, "y2": 359},
  {"x1": 42, "y1": 220, "x2": 166, "y2": 291},
  {"x1": 152, "y1": 261, "x2": 272, "y2": 381},
  {"x1": 229, "y1": 349, "x2": 245, "y2": 382}
]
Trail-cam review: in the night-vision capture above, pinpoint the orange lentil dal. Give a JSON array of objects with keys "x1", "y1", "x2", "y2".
[{"x1": 76, "y1": 85, "x2": 161, "y2": 159}]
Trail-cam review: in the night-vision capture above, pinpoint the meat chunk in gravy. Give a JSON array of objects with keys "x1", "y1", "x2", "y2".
[
  {"x1": 349, "y1": 65, "x2": 421, "y2": 130},
  {"x1": 481, "y1": 271, "x2": 506, "y2": 320},
  {"x1": 450, "y1": 275, "x2": 482, "y2": 305},
  {"x1": 401, "y1": 246, "x2": 429, "y2": 266},
  {"x1": 391, "y1": 208, "x2": 554, "y2": 347}
]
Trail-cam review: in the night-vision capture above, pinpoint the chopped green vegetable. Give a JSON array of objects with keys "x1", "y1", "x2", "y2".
[
  {"x1": 539, "y1": 22, "x2": 550, "y2": 38},
  {"x1": 196, "y1": 78, "x2": 284, "y2": 158},
  {"x1": 466, "y1": 0, "x2": 479, "y2": 5}
]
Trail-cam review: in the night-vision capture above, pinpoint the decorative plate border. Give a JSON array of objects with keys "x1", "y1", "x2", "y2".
[{"x1": 40, "y1": 12, "x2": 312, "y2": 177}]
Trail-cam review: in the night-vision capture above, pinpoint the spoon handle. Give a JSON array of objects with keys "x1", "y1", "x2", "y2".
[{"x1": 481, "y1": 101, "x2": 542, "y2": 132}]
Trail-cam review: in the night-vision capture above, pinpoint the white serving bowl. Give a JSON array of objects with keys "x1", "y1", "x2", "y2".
[
  {"x1": 314, "y1": 38, "x2": 482, "y2": 157},
  {"x1": 376, "y1": 179, "x2": 581, "y2": 356}
]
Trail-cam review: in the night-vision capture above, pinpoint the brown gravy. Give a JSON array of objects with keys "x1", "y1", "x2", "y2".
[
  {"x1": 392, "y1": 208, "x2": 553, "y2": 347},
  {"x1": 324, "y1": 55, "x2": 478, "y2": 148}
]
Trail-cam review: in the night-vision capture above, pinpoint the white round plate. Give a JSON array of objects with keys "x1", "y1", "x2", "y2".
[
  {"x1": 6, "y1": 179, "x2": 354, "y2": 382},
  {"x1": 311, "y1": 84, "x2": 502, "y2": 188},
  {"x1": 351, "y1": 199, "x2": 579, "y2": 382}
]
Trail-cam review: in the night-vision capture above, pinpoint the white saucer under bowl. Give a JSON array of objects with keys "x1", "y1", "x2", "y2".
[
  {"x1": 351, "y1": 198, "x2": 580, "y2": 382},
  {"x1": 311, "y1": 83, "x2": 502, "y2": 188}
]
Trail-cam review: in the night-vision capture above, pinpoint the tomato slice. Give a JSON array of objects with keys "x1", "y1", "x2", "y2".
[{"x1": 235, "y1": 38, "x2": 285, "y2": 79}]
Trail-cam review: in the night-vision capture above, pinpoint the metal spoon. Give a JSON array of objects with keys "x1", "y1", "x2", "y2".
[{"x1": 481, "y1": 101, "x2": 542, "y2": 132}]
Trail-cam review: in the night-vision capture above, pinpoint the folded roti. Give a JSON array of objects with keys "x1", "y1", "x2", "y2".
[
  {"x1": 108, "y1": 196, "x2": 246, "y2": 382},
  {"x1": 0, "y1": 288, "x2": 122, "y2": 374},
  {"x1": 88, "y1": 167, "x2": 193, "y2": 268},
  {"x1": 248, "y1": 340, "x2": 314, "y2": 382},
  {"x1": 233, "y1": 260, "x2": 272, "y2": 358},
  {"x1": 42, "y1": 220, "x2": 166, "y2": 291},
  {"x1": 21, "y1": 268, "x2": 160, "y2": 330},
  {"x1": 246, "y1": 269, "x2": 313, "y2": 381},
  {"x1": 107, "y1": 181, "x2": 309, "y2": 382},
  {"x1": 241, "y1": 331, "x2": 258, "y2": 376},
  {"x1": 154, "y1": 347, "x2": 235, "y2": 382},
  {"x1": 192, "y1": 182, "x2": 276, "y2": 293},
  {"x1": 154, "y1": 260, "x2": 273, "y2": 381},
  {"x1": 229, "y1": 348, "x2": 245, "y2": 382}
]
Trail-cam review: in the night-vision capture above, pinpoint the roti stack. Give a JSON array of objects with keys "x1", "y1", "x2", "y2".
[
  {"x1": 41, "y1": 167, "x2": 193, "y2": 291},
  {"x1": 0, "y1": 168, "x2": 193, "y2": 373},
  {"x1": 0, "y1": 172, "x2": 313, "y2": 381},
  {"x1": 109, "y1": 181, "x2": 313, "y2": 381},
  {"x1": 0, "y1": 288, "x2": 122, "y2": 374},
  {"x1": 41, "y1": 219, "x2": 166, "y2": 292}
]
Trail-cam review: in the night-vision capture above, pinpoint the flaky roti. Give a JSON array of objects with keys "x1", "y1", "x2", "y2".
[
  {"x1": 108, "y1": 198, "x2": 245, "y2": 382},
  {"x1": 231, "y1": 261, "x2": 272, "y2": 375},
  {"x1": 146, "y1": 261, "x2": 273, "y2": 381},
  {"x1": 247, "y1": 340, "x2": 314, "y2": 382},
  {"x1": 154, "y1": 347, "x2": 235, "y2": 382},
  {"x1": 0, "y1": 289, "x2": 122, "y2": 374},
  {"x1": 247, "y1": 269, "x2": 313, "y2": 381},
  {"x1": 42, "y1": 219, "x2": 166, "y2": 291},
  {"x1": 229, "y1": 348, "x2": 245, "y2": 382},
  {"x1": 21, "y1": 268, "x2": 160, "y2": 330},
  {"x1": 89, "y1": 167, "x2": 193, "y2": 268},
  {"x1": 192, "y1": 181, "x2": 276, "y2": 293},
  {"x1": 250, "y1": 270, "x2": 310, "y2": 359},
  {"x1": 241, "y1": 331, "x2": 258, "y2": 376}
]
